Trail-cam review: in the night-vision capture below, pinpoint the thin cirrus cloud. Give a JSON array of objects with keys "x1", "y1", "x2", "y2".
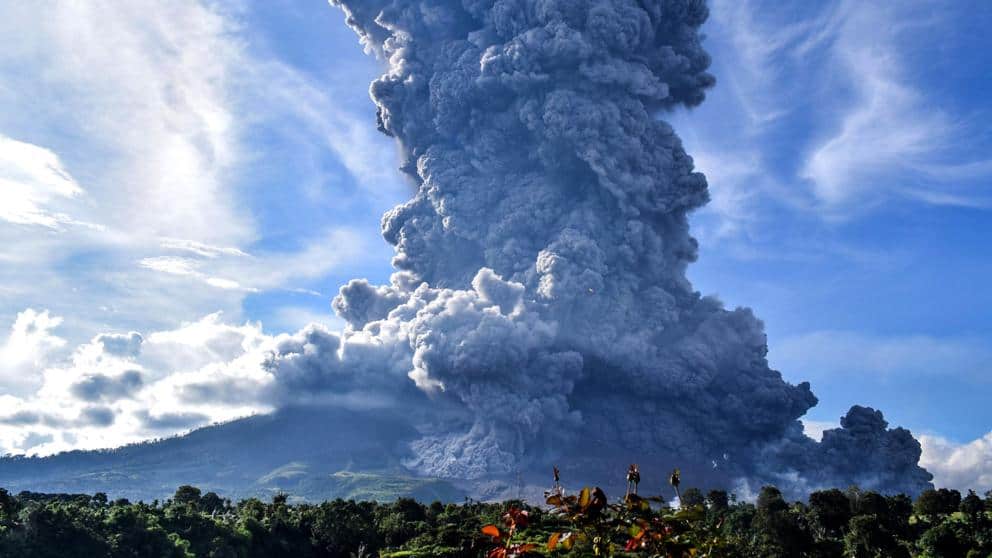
[
  {"x1": 0, "y1": 0, "x2": 395, "y2": 349},
  {"x1": 796, "y1": 2, "x2": 992, "y2": 213},
  {"x1": 0, "y1": 0, "x2": 255, "y2": 341},
  {"x1": 0, "y1": 134, "x2": 99, "y2": 231},
  {"x1": 679, "y1": 0, "x2": 991, "y2": 241},
  {"x1": 138, "y1": 256, "x2": 255, "y2": 293},
  {"x1": 0, "y1": 1, "x2": 251, "y2": 245},
  {"x1": 137, "y1": 228, "x2": 372, "y2": 295}
]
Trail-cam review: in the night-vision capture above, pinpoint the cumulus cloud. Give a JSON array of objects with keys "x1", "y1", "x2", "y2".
[
  {"x1": 95, "y1": 333, "x2": 144, "y2": 358},
  {"x1": 920, "y1": 432, "x2": 992, "y2": 493},
  {"x1": 0, "y1": 309, "x2": 67, "y2": 395},
  {"x1": 0, "y1": 311, "x2": 282, "y2": 456}
]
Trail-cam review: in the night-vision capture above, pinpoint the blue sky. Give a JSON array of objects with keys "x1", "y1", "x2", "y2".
[
  {"x1": 675, "y1": 0, "x2": 992, "y2": 446},
  {"x1": 0, "y1": 0, "x2": 989, "y2": 490}
]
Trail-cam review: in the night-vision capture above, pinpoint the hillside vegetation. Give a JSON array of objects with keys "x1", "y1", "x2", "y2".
[
  {"x1": 0, "y1": 407, "x2": 464, "y2": 503},
  {"x1": 1, "y1": 475, "x2": 990, "y2": 558}
]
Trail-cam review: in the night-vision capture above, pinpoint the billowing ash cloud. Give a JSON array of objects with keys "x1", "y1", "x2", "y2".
[{"x1": 261, "y1": 0, "x2": 934, "y2": 495}]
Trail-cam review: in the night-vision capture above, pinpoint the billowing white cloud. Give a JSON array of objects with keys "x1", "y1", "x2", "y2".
[
  {"x1": 0, "y1": 311, "x2": 282, "y2": 456},
  {"x1": 0, "y1": 309, "x2": 67, "y2": 395},
  {"x1": 919, "y1": 432, "x2": 992, "y2": 493}
]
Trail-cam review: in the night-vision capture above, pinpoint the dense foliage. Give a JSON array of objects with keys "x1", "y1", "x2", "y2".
[{"x1": 1, "y1": 481, "x2": 991, "y2": 557}]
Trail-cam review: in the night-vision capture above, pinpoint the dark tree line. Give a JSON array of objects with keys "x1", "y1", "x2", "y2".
[{"x1": 1, "y1": 484, "x2": 990, "y2": 557}]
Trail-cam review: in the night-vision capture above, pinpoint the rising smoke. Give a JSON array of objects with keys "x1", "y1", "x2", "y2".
[{"x1": 264, "y1": 0, "x2": 932, "y2": 496}]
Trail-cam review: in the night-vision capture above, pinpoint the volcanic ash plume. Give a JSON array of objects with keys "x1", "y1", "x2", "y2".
[{"x1": 265, "y1": 0, "x2": 932, "y2": 495}]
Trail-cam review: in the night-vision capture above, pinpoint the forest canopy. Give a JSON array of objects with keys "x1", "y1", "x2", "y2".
[{"x1": 1, "y1": 479, "x2": 990, "y2": 557}]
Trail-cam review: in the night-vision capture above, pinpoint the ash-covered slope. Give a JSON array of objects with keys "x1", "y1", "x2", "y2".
[
  {"x1": 0, "y1": 406, "x2": 463, "y2": 503},
  {"x1": 0, "y1": 404, "x2": 931, "y2": 501}
]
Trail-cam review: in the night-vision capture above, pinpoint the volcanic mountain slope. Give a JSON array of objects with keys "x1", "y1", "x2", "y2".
[{"x1": 0, "y1": 406, "x2": 464, "y2": 503}]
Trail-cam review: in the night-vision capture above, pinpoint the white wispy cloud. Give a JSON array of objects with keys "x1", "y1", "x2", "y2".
[
  {"x1": 0, "y1": 0, "x2": 397, "y2": 349},
  {"x1": 0, "y1": 1, "x2": 253, "y2": 245},
  {"x1": 138, "y1": 257, "x2": 202, "y2": 278},
  {"x1": 0, "y1": 0, "x2": 258, "y2": 342},
  {"x1": 137, "y1": 256, "x2": 252, "y2": 293},
  {"x1": 0, "y1": 134, "x2": 97, "y2": 230},
  {"x1": 708, "y1": 0, "x2": 816, "y2": 127},
  {"x1": 158, "y1": 238, "x2": 250, "y2": 259},
  {"x1": 138, "y1": 228, "x2": 371, "y2": 294},
  {"x1": 685, "y1": 149, "x2": 764, "y2": 242},
  {"x1": 797, "y1": 2, "x2": 992, "y2": 213},
  {"x1": 235, "y1": 56, "x2": 407, "y2": 204},
  {"x1": 684, "y1": 0, "x2": 991, "y2": 241}
]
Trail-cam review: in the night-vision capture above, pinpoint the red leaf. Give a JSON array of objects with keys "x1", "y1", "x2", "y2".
[{"x1": 481, "y1": 525, "x2": 502, "y2": 539}]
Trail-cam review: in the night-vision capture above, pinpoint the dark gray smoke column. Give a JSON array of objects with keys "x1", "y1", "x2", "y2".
[{"x1": 306, "y1": 0, "x2": 932, "y2": 496}]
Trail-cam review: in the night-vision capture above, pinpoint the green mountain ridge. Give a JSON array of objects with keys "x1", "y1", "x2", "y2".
[{"x1": 0, "y1": 406, "x2": 466, "y2": 503}]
